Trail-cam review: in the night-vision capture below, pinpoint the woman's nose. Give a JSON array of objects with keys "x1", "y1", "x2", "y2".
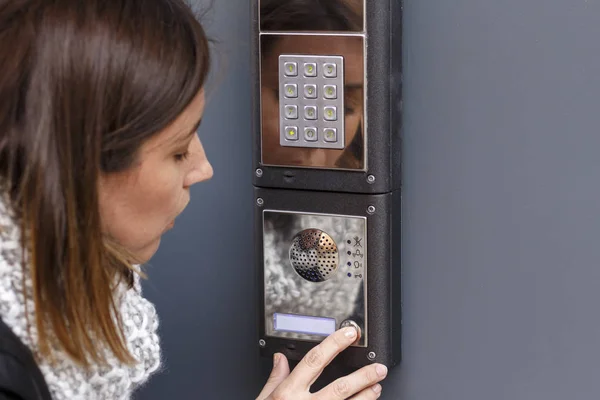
[{"x1": 184, "y1": 135, "x2": 214, "y2": 187}]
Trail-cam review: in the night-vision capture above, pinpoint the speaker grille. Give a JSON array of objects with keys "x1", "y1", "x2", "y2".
[{"x1": 289, "y1": 229, "x2": 339, "y2": 282}]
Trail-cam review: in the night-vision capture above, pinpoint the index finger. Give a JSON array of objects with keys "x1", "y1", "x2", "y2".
[{"x1": 286, "y1": 326, "x2": 358, "y2": 389}]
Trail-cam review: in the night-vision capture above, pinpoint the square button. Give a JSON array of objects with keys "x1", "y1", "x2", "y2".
[
  {"x1": 304, "y1": 84, "x2": 317, "y2": 99},
  {"x1": 284, "y1": 84, "x2": 298, "y2": 98},
  {"x1": 323, "y1": 63, "x2": 337, "y2": 78},
  {"x1": 304, "y1": 63, "x2": 317, "y2": 77},
  {"x1": 284, "y1": 105, "x2": 298, "y2": 119},
  {"x1": 323, "y1": 85, "x2": 337, "y2": 99},
  {"x1": 304, "y1": 127, "x2": 318, "y2": 142},
  {"x1": 324, "y1": 106, "x2": 337, "y2": 121},
  {"x1": 304, "y1": 106, "x2": 317, "y2": 120},
  {"x1": 285, "y1": 126, "x2": 298, "y2": 141},
  {"x1": 324, "y1": 128, "x2": 337, "y2": 142},
  {"x1": 284, "y1": 62, "x2": 298, "y2": 76}
]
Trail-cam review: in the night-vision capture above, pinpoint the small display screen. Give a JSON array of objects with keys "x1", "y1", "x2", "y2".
[{"x1": 273, "y1": 313, "x2": 336, "y2": 336}]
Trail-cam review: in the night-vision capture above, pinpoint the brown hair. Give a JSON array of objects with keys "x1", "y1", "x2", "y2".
[{"x1": 0, "y1": 0, "x2": 211, "y2": 367}]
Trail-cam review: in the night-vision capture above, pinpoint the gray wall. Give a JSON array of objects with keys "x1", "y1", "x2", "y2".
[{"x1": 137, "y1": 0, "x2": 600, "y2": 399}]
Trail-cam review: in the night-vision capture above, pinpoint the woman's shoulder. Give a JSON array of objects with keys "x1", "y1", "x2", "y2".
[{"x1": 0, "y1": 318, "x2": 52, "y2": 400}]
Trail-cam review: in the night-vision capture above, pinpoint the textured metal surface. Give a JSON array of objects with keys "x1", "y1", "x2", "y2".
[
  {"x1": 290, "y1": 229, "x2": 339, "y2": 282},
  {"x1": 263, "y1": 210, "x2": 367, "y2": 346}
]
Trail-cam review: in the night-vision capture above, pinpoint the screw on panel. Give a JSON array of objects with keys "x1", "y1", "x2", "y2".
[
  {"x1": 257, "y1": 198, "x2": 264, "y2": 207},
  {"x1": 259, "y1": 339, "x2": 266, "y2": 347},
  {"x1": 367, "y1": 206, "x2": 376, "y2": 215},
  {"x1": 368, "y1": 351, "x2": 376, "y2": 360},
  {"x1": 367, "y1": 175, "x2": 376, "y2": 184},
  {"x1": 256, "y1": 168, "x2": 263, "y2": 177}
]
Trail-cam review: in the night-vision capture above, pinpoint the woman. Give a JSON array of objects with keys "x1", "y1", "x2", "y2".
[{"x1": 0, "y1": 1, "x2": 387, "y2": 399}]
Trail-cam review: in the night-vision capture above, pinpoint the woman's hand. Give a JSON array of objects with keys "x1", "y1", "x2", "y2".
[{"x1": 256, "y1": 327, "x2": 388, "y2": 399}]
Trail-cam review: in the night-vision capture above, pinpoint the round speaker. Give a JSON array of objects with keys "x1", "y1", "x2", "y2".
[{"x1": 289, "y1": 228, "x2": 339, "y2": 282}]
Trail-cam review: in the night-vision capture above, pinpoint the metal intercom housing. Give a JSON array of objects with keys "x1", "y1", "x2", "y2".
[{"x1": 252, "y1": 0, "x2": 402, "y2": 369}]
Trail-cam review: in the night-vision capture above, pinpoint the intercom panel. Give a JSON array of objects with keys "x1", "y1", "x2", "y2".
[
  {"x1": 252, "y1": 0, "x2": 403, "y2": 372},
  {"x1": 255, "y1": 187, "x2": 402, "y2": 368},
  {"x1": 251, "y1": 0, "x2": 403, "y2": 194}
]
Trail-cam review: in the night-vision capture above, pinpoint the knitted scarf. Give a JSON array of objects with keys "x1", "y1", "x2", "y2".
[{"x1": 0, "y1": 194, "x2": 162, "y2": 399}]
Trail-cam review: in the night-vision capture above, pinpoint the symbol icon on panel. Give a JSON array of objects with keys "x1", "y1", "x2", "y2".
[{"x1": 352, "y1": 249, "x2": 363, "y2": 258}]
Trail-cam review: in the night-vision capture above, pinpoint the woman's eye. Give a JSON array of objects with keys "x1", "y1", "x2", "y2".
[{"x1": 174, "y1": 152, "x2": 189, "y2": 162}]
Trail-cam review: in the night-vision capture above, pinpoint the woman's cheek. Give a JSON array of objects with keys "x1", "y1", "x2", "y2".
[{"x1": 346, "y1": 114, "x2": 361, "y2": 143}]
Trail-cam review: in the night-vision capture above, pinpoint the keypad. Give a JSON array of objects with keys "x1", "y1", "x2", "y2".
[{"x1": 278, "y1": 55, "x2": 345, "y2": 150}]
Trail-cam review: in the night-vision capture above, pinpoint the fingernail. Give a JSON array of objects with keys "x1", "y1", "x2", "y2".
[
  {"x1": 376, "y1": 364, "x2": 388, "y2": 377},
  {"x1": 273, "y1": 353, "x2": 280, "y2": 367},
  {"x1": 344, "y1": 327, "x2": 357, "y2": 338},
  {"x1": 372, "y1": 384, "x2": 382, "y2": 394}
]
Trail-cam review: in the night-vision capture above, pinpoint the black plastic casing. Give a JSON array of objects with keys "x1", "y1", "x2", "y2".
[{"x1": 254, "y1": 188, "x2": 402, "y2": 368}]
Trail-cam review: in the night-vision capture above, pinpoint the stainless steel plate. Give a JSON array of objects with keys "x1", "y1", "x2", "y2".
[{"x1": 263, "y1": 210, "x2": 367, "y2": 346}]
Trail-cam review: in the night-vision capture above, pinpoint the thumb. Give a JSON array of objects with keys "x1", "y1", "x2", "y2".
[{"x1": 256, "y1": 353, "x2": 290, "y2": 400}]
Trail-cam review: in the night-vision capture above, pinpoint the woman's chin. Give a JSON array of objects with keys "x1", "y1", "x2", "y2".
[{"x1": 134, "y1": 238, "x2": 162, "y2": 264}]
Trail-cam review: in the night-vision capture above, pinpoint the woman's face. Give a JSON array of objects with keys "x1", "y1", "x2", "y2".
[
  {"x1": 99, "y1": 89, "x2": 213, "y2": 263},
  {"x1": 261, "y1": 36, "x2": 364, "y2": 168}
]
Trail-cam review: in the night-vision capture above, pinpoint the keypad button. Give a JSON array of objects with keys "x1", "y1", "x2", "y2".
[
  {"x1": 323, "y1": 63, "x2": 337, "y2": 78},
  {"x1": 324, "y1": 106, "x2": 337, "y2": 121},
  {"x1": 304, "y1": 63, "x2": 317, "y2": 77},
  {"x1": 304, "y1": 127, "x2": 318, "y2": 142},
  {"x1": 285, "y1": 126, "x2": 298, "y2": 141},
  {"x1": 284, "y1": 62, "x2": 298, "y2": 76},
  {"x1": 304, "y1": 84, "x2": 317, "y2": 99},
  {"x1": 324, "y1": 128, "x2": 337, "y2": 142},
  {"x1": 324, "y1": 85, "x2": 337, "y2": 99},
  {"x1": 284, "y1": 84, "x2": 298, "y2": 98},
  {"x1": 284, "y1": 105, "x2": 298, "y2": 119},
  {"x1": 304, "y1": 106, "x2": 317, "y2": 120}
]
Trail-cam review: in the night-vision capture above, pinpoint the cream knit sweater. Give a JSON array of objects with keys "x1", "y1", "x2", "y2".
[{"x1": 0, "y1": 194, "x2": 162, "y2": 399}]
